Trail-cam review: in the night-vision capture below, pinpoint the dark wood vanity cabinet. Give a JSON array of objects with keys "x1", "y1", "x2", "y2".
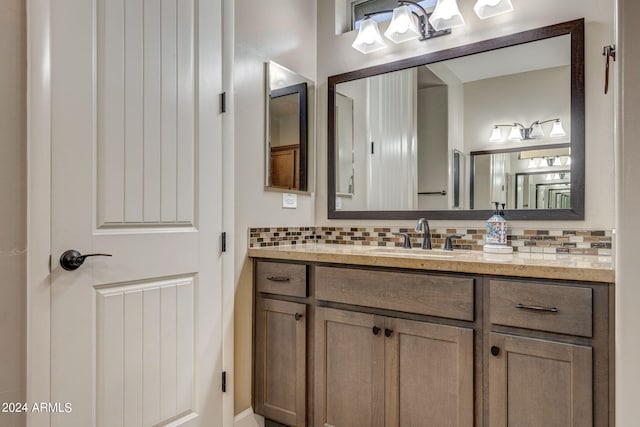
[
  {"x1": 314, "y1": 308, "x2": 474, "y2": 427},
  {"x1": 254, "y1": 261, "x2": 308, "y2": 427},
  {"x1": 486, "y1": 278, "x2": 612, "y2": 427},
  {"x1": 253, "y1": 260, "x2": 613, "y2": 427}
]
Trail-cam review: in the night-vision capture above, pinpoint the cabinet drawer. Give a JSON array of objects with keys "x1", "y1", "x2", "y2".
[
  {"x1": 315, "y1": 266, "x2": 475, "y2": 321},
  {"x1": 489, "y1": 279, "x2": 592, "y2": 337},
  {"x1": 256, "y1": 261, "x2": 307, "y2": 297}
]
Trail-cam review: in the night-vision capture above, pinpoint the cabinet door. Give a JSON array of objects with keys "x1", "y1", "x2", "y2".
[
  {"x1": 314, "y1": 308, "x2": 385, "y2": 427},
  {"x1": 255, "y1": 298, "x2": 306, "y2": 426},
  {"x1": 385, "y1": 318, "x2": 474, "y2": 427},
  {"x1": 488, "y1": 333, "x2": 592, "y2": 427}
]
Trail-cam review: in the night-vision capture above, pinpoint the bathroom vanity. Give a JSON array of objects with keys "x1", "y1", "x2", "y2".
[{"x1": 249, "y1": 245, "x2": 614, "y2": 427}]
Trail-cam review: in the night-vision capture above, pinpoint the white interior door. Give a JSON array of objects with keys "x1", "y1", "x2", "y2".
[{"x1": 49, "y1": 0, "x2": 223, "y2": 426}]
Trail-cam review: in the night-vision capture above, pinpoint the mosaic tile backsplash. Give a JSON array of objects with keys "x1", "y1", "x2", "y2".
[{"x1": 249, "y1": 226, "x2": 613, "y2": 256}]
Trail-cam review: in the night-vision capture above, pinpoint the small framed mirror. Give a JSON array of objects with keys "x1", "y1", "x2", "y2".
[{"x1": 266, "y1": 61, "x2": 314, "y2": 192}]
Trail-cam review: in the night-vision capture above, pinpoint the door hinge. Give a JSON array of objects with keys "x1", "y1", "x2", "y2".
[
  {"x1": 221, "y1": 232, "x2": 227, "y2": 253},
  {"x1": 220, "y1": 92, "x2": 227, "y2": 113},
  {"x1": 222, "y1": 371, "x2": 227, "y2": 392}
]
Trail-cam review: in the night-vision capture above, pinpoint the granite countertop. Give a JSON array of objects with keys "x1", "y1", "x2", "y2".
[{"x1": 248, "y1": 244, "x2": 615, "y2": 283}]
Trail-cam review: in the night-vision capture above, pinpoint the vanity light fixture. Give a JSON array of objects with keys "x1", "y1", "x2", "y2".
[
  {"x1": 473, "y1": 0, "x2": 514, "y2": 20},
  {"x1": 352, "y1": 0, "x2": 452, "y2": 54},
  {"x1": 489, "y1": 118, "x2": 567, "y2": 142},
  {"x1": 353, "y1": 0, "x2": 516, "y2": 54}
]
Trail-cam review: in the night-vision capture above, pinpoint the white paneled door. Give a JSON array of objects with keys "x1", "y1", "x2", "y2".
[{"x1": 49, "y1": 0, "x2": 223, "y2": 426}]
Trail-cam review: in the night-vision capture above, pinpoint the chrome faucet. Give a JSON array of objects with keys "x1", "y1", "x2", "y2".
[{"x1": 415, "y1": 218, "x2": 431, "y2": 250}]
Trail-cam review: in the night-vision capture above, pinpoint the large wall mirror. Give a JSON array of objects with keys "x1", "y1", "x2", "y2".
[
  {"x1": 266, "y1": 61, "x2": 315, "y2": 192},
  {"x1": 328, "y1": 19, "x2": 584, "y2": 220}
]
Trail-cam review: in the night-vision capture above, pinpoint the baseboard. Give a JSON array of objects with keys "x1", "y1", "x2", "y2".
[{"x1": 234, "y1": 407, "x2": 265, "y2": 427}]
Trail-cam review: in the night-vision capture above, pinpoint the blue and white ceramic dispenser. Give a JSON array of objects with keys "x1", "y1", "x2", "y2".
[{"x1": 484, "y1": 202, "x2": 513, "y2": 253}]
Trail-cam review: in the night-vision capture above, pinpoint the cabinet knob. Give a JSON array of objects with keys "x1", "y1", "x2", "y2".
[
  {"x1": 384, "y1": 328, "x2": 394, "y2": 337},
  {"x1": 372, "y1": 326, "x2": 381, "y2": 335},
  {"x1": 294, "y1": 313, "x2": 303, "y2": 321},
  {"x1": 491, "y1": 346, "x2": 500, "y2": 356}
]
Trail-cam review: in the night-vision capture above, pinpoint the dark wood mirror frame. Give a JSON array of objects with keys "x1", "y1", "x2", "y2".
[{"x1": 328, "y1": 19, "x2": 584, "y2": 220}]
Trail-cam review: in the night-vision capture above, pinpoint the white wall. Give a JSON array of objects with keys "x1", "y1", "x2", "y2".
[
  {"x1": 0, "y1": 1, "x2": 26, "y2": 426},
  {"x1": 317, "y1": 0, "x2": 615, "y2": 229},
  {"x1": 616, "y1": 0, "x2": 640, "y2": 424},
  {"x1": 233, "y1": 0, "x2": 317, "y2": 415}
]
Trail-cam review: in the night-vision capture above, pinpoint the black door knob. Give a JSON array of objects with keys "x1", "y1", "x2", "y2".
[
  {"x1": 491, "y1": 346, "x2": 500, "y2": 356},
  {"x1": 372, "y1": 326, "x2": 381, "y2": 335},
  {"x1": 60, "y1": 250, "x2": 112, "y2": 271},
  {"x1": 294, "y1": 313, "x2": 303, "y2": 321},
  {"x1": 384, "y1": 328, "x2": 394, "y2": 337}
]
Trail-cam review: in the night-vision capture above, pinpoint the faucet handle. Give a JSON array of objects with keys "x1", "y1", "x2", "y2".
[
  {"x1": 392, "y1": 232, "x2": 412, "y2": 249},
  {"x1": 444, "y1": 234, "x2": 465, "y2": 251}
]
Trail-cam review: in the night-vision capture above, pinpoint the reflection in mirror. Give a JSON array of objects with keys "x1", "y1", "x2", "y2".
[
  {"x1": 471, "y1": 145, "x2": 571, "y2": 210},
  {"x1": 266, "y1": 61, "x2": 314, "y2": 192},
  {"x1": 328, "y1": 19, "x2": 584, "y2": 220},
  {"x1": 336, "y1": 92, "x2": 354, "y2": 196},
  {"x1": 452, "y1": 149, "x2": 465, "y2": 208},
  {"x1": 516, "y1": 171, "x2": 571, "y2": 209}
]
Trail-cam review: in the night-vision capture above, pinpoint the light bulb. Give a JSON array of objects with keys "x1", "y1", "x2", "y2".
[
  {"x1": 508, "y1": 125, "x2": 522, "y2": 141},
  {"x1": 489, "y1": 126, "x2": 503, "y2": 142},
  {"x1": 352, "y1": 18, "x2": 386, "y2": 54},
  {"x1": 385, "y1": 6, "x2": 421, "y2": 43},
  {"x1": 429, "y1": 0, "x2": 465, "y2": 31},
  {"x1": 529, "y1": 122, "x2": 544, "y2": 139},
  {"x1": 473, "y1": 0, "x2": 514, "y2": 19},
  {"x1": 528, "y1": 159, "x2": 536, "y2": 168},
  {"x1": 553, "y1": 157, "x2": 561, "y2": 167},
  {"x1": 550, "y1": 119, "x2": 566, "y2": 137}
]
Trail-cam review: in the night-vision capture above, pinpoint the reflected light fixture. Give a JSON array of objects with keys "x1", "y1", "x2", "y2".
[
  {"x1": 550, "y1": 119, "x2": 567, "y2": 137},
  {"x1": 473, "y1": 0, "x2": 514, "y2": 19},
  {"x1": 489, "y1": 118, "x2": 567, "y2": 142},
  {"x1": 429, "y1": 0, "x2": 465, "y2": 31},
  {"x1": 489, "y1": 126, "x2": 503, "y2": 142}
]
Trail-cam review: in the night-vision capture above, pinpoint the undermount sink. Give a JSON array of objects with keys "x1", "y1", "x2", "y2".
[{"x1": 364, "y1": 247, "x2": 456, "y2": 259}]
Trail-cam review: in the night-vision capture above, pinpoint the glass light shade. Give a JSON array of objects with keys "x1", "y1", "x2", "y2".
[
  {"x1": 352, "y1": 18, "x2": 386, "y2": 54},
  {"x1": 385, "y1": 6, "x2": 421, "y2": 43},
  {"x1": 429, "y1": 0, "x2": 465, "y2": 31},
  {"x1": 529, "y1": 122, "x2": 544, "y2": 139},
  {"x1": 527, "y1": 159, "x2": 536, "y2": 168},
  {"x1": 473, "y1": 0, "x2": 514, "y2": 19},
  {"x1": 489, "y1": 126, "x2": 503, "y2": 142},
  {"x1": 550, "y1": 119, "x2": 566, "y2": 137},
  {"x1": 566, "y1": 156, "x2": 572, "y2": 165},
  {"x1": 508, "y1": 125, "x2": 523, "y2": 141},
  {"x1": 553, "y1": 156, "x2": 561, "y2": 167}
]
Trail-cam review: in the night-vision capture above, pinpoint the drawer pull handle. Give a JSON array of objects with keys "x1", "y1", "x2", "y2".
[
  {"x1": 294, "y1": 313, "x2": 303, "y2": 321},
  {"x1": 384, "y1": 328, "x2": 394, "y2": 338},
  {"x1": 372, "y1": 326, "x2": 381, "y2": 335},
  {"x1": 515, "y1": 303, "x2": 558, "y2": 313},
  {"x1": 266, "y1": 276, "x2": 290, "y2": 282}
]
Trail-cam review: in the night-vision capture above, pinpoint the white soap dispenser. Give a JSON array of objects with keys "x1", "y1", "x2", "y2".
[{"x1": 484, "y1": 202, "x2": 513, "y2": 254}]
